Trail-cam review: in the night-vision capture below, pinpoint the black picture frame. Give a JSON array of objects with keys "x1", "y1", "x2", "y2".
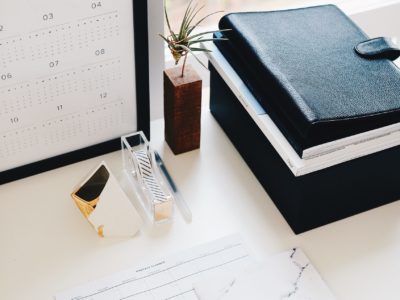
[{"x1": 0, "y1": 0, "x2": 151, "y2": 185}]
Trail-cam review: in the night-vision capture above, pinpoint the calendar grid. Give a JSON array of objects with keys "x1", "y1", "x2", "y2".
[{"x1": 0, "y1": 0, "x2": 138, "y2": 173}]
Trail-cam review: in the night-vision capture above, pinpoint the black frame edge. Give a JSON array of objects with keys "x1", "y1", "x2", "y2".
[
  {"x1": 133, "y1": 0, "x2": 151, "y2": 140},
  {"x1": 0, "y1": 0, "x2": 151, "y2": 185}
]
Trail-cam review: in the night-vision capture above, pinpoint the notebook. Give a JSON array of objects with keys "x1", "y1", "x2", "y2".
[{"x1": 215, "y1": 5, "x2": 400, "y2": 157}]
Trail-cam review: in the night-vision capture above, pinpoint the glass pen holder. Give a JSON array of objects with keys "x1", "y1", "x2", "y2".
[{"x1": 121, "y1": 132, "x2": 174, "y2": 224}]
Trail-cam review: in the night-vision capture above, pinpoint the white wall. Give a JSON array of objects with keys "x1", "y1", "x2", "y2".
[
  {"x1": 350, "y1": 1, "x2": 400, "y2": 39},
  {"x1": 147, "y1": 0, "x2": 165, "y2": 120}
]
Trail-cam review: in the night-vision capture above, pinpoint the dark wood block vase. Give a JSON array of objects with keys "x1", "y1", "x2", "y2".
[{"x1": 164, "y1": 64, "x2": 202, "y2": 154}]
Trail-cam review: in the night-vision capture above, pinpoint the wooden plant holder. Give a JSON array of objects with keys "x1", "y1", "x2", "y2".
[{"x1": 164, "y1": 64, "x2": 202, "y2": 154}]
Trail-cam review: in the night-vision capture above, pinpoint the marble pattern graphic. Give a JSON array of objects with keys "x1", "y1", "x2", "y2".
[{"x1": 194, "y1": 248, "x2": 336, "y2": 300}]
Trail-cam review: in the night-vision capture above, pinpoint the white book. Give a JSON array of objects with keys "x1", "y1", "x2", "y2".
[{"x1": 204, "y1": 42, "x2": 400, "y2": 176}]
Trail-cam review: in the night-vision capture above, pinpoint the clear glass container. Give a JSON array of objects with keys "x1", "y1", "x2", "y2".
[{"x1": 121, "y1": 132, "x2": 174, "y2": 223}]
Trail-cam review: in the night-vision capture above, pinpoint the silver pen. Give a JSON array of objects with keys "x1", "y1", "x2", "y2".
[{"x1": 154, "y1": 151, "x2": 192, "y2": 223}]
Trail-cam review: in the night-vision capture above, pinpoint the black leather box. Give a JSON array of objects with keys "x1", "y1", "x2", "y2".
[
  {"x1": 208, "y1": 5, "x2": 400, "y2": 233},
  {"x1": 210, "y1": 63, "x2": 400, "y2": 234}
]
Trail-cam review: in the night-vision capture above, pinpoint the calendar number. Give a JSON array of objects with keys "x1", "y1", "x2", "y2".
[
  {"x1": 10, "y1": 117, "x2": 19, "y2": 124},
  {"x1": 91, "y1": 2, "x2": 102, "y2": 9},
  {"x1": 100, "y1": 92, "x2": 107, "y2": 99},
  {"x1": 57, "y1": 105, "x2": 63, "y2": 111},
  {"x1": 1, "y1": 73, "x2": 12, "y2": 81},
  {"x1": 49, "y1": 60, "x2": 59, "y2": 68},
  {"x1": 0, "y1": 25, "x2": 3, "y2": 32},
  {"x1": 95, "y1": 48, "x2": 106, "y2": 56},
  {"x1": 43, "y1": 13, "x2": 54, "y2": 21}
]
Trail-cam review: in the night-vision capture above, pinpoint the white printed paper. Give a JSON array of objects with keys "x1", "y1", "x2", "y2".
[{"x1": 55, "y1": 235, "x2": 255, "y2": 300}]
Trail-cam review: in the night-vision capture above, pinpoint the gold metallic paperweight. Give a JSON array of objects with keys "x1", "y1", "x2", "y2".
[{"x1": 71, "y1": 161, "x2": 141, "y2": 237}]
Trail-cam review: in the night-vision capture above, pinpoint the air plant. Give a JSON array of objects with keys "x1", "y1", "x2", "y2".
[{"x1": 159, "y1": 0, "x2": 231, "y2": 77}]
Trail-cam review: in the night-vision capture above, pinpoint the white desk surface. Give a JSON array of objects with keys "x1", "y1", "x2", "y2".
[{"x1": 1, "y1": 111, "x2": 400, "y2": 300}]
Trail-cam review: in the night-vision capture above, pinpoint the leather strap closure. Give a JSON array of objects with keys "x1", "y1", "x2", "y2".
[{"x1": 355, "y1": 37, "x2": 400, "y2": 61}]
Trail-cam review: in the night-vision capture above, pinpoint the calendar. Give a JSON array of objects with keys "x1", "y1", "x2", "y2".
[{"x1": 0, "y1": 0, "x2": 150, "y2": 182}]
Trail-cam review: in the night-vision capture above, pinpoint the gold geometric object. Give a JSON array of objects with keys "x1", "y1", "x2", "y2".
[
  {"x1": 71, "y1": 195, "x2": 99, "y2": 219},
  {"x1": 71, "y1": 162, "x2": 142, "y2": 238},
  {"x1": 71, "y1": 164, "x2": 109, "y2": 237},
  {"x1": 97, "y1": 225, "x2": 105, "y2": 237}
]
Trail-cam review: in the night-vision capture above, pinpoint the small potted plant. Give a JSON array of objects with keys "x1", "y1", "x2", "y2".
[{"x1": 160, "y1": 1, "x2": 229, "y2": 154}]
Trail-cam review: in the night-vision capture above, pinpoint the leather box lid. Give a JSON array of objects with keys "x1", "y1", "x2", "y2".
[{"x1": 218, "y1": 5, "x2": 400, "y2": 141}]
